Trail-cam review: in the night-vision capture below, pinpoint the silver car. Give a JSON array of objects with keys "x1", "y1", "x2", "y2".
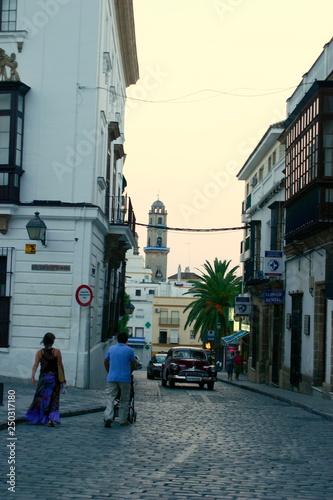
[{"x1": 147, "y1": 353, "x2": 167, "y2": 379}]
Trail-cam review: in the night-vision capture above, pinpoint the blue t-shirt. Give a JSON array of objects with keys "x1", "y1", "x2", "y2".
[{"x1": 105, "y1": 343, "x2": 135, "y2": 383}]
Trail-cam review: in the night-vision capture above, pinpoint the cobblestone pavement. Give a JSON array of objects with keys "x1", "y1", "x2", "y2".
[{"x1": 1, "y1": 371, "x2": 333, "y2": 500}]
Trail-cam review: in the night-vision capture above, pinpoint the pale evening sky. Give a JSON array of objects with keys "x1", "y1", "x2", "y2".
[{"x1": 124, "y1": 0, "x2": 333, "y2": 278}]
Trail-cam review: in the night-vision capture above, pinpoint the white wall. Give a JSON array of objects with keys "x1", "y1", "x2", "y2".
[{"x1": 0, "y1": 1, "x2": 135, "y2": 386}]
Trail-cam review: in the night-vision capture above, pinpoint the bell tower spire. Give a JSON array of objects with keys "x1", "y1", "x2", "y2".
[{"x1": 144, "y1": 199, "x2": 170, "y2": 282}]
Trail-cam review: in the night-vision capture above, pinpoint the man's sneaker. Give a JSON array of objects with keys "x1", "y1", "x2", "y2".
[{"x1": 104, "y1": 420, "x2": 112, "y2": 428}]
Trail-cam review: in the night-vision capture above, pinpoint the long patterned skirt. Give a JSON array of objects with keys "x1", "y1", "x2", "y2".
[{"x1": 24, "y1": 373, "x2": 61, "y2": 424}]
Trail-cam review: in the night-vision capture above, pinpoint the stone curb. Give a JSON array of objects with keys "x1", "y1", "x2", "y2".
[
  {"x1": 0, "y1": 405, "x2": 105, "y2": 431},
  {"x1": 217, "y1": 378, "x2": 333, "y2": 422}
]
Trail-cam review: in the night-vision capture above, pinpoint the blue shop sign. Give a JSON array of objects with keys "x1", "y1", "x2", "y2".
[{"x1": 264, "y1": 290, "x2": 284, "y2": 304}]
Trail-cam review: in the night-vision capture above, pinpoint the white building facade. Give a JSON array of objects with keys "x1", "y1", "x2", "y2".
[
  {"x1": 281, "y1": 38, "x2": 333, "y2": 396},
  {"x1": 237, "y1": 124, "x2": 286, "y2": 385},
  {"x1": 0, "y1": 0, "x2": 139, "y2": 388},
  {"x1": 237, "y1": 38, "x2": 333, "y2": 397}
]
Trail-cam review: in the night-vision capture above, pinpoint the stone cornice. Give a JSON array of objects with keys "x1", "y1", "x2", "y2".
[{"x1": 115, "y1": 0, "x2": 139, "y2": 87}]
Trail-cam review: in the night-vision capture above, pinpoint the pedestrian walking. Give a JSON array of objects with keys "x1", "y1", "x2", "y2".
[
  {"x1": 233, "y1": 350, "x2": 243, "y2": 381},
  {"x1": 226, "y1": 350, "x2": 235, "y2": 380},
  {"x1": 104, "y1": 332, "x2": 136, "y2": 428},
  {"x1": 25, "y1": 332, "x2": 66, "y2": 427}
]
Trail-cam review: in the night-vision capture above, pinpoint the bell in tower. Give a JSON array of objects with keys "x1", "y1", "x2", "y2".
[{"x1": 144, "y1": 199, "x2": 170, "y2": 283}]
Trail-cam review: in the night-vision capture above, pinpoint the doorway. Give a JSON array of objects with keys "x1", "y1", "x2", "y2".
[
  {"x1": 271, "y1": 304, "x2": 283, "y2": 386},
  {"x1": 290, "y1": 294, "x2": 303, "y2": 388}
]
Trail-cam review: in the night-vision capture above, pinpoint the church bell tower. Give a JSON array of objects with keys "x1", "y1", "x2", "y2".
[{"x1": 144, "y1": 199, "x2": 169, "y2": 282}]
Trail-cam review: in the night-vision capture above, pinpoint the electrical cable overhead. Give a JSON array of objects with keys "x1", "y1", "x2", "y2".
[
  {"x1": 79, "y1": 81, "x2": 315, "y2": 105},
  {"x1": 118, "y1": 81, "x2": 314, "y2": 104},
  {"x1": 135, "y1": 222, "x2": 247, "y2": 232}
]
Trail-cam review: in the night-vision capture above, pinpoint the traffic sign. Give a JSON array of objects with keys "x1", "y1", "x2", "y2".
[
  {"x1": 234, "y1": 296, "x2": 251, "y2": 316},
  {"x1": 264, "y1": 250, "x2": 283, "y2": 276},
  {"x1": 75, "y1": 284, "x2": 93, "y2": 306}
]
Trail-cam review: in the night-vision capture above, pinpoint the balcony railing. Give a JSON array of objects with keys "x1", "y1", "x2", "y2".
[
  {"x1": 243, "y1": 257, "x2": 267, "y2": 285},
  {"x1": 159, "y1": 317, "x2": 180, "y2": 326},
  {"x1": 110, "y1": 195, "x2": 136, "y2": 235}
]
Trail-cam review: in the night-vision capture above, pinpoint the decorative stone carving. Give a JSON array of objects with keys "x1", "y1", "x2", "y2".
[
  {"x1": 0, "y1": 215, "x2": 10, "y2": 234},
  {"x1": 0, "y1": 49, "x2": 20, "y2": 81}
]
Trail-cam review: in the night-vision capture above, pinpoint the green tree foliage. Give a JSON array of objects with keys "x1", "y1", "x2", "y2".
[
  {"x1": 184, "y1": 259, "x2": 241, "y2": 341},
  {"x1": 118, "y1": 292, "x2": 131, "y2": 335}
]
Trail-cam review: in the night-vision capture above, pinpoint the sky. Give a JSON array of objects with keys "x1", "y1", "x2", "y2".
[{"x1": 124, "y1": 0, "x2": 333, "y2": 278}]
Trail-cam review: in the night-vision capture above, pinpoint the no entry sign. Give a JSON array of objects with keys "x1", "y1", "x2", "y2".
[{"x1": 75, "y1": 285, "x2": 93, "y2": 306}]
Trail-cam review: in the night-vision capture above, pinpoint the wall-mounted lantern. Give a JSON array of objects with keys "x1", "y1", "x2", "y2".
[
  {"x1": 124, "y1": 301, "x2": 135, "y2": 315},
  {"x1": 26, "y1": 212, "x2": 47, "y2": 246}
]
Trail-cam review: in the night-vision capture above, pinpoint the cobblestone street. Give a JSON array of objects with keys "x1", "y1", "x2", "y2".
[{"x1": 1, "y1": 370, "x2": 333, "y2": 500}]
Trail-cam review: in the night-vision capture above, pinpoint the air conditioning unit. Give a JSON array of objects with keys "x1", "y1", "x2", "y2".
[
  {"x1": 250, "y1": 176, "x2": 257, "y2": 187},
  {"x1": 155, "y1": 308, "x2": 160, "y2": 313}
]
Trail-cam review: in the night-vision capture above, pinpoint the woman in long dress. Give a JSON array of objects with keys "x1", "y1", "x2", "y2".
[{"x1": 25, "y1": 332, "x2": 66, "y2": 427}]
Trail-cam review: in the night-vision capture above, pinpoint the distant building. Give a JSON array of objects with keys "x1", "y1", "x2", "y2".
[
  {"x1": 151, "y1": 268, "x2": 201, "y2": 354},
  {"x1": 126, "y1": 199, "x2": 201, "y2": 365},
  {"x1": 144, "y1": 199, "x2": 170, "y2": 282}
]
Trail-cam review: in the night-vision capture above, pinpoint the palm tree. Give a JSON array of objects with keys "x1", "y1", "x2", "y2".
[{"x1": 184, "y1": 259, "x2": 241, "y2": 359}]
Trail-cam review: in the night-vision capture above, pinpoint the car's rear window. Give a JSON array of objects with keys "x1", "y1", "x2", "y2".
[{"x1": 173, "y1": 350, "x2": 207, "y2": 360}]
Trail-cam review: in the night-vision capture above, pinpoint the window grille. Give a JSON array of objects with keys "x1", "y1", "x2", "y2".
[{"x1": 0, "y1": 247, "x2": 14, "y2": 347}]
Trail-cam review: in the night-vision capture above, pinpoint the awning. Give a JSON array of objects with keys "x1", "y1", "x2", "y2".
[
  {"x1": 127, "y1": 337, "x2": 146, "y2": 346},
  {"x1": 221, "y1": 330, "x2": 249, "y2": 346}
]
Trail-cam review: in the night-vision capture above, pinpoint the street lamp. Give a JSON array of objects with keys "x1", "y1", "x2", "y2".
[
  {"x1": 26, "y1": 212, "x2": 47, "y2": 246},
  {"x1": 216, "y1": 321, "x2": 222, "y2": 363},
  {"x1": 124, "y1": 301, "x2": 135, "y2": 315}
]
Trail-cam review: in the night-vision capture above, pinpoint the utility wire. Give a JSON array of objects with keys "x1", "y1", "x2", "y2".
[
  {"x1": 135, "y1": 222, "x2": 248, "y2": 232},
  {"x1": 78, "y1": 81, "x2": 315, "y2": 105}
]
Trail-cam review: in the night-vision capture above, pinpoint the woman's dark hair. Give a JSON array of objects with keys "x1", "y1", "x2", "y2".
[{"x1": 41, "y1": 332, "x2": 56, "y2": 346}]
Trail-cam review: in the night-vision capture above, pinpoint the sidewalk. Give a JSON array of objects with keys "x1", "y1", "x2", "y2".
[
  {"x1": 217, "y1": 371, "x2": 333, "y2": 421},
  {"x1": 1, "y1": 371, "x2": 333, "y2": 430},
  {"x1": 0, "y1": 376, "x2": 105, "y2": 430}
]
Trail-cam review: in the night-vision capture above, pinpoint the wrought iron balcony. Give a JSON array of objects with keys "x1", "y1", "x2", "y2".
[
  {"x1": 243, "y1": 257, "x2": 268, "y2": 286},
  {"x1": 110, "y1": 195, "x2": 136, "y2": 235}
]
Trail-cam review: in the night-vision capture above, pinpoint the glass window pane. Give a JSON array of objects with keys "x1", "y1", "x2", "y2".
[
  {"x1": 0, "y1": 116, "x2": 10, "y2": 132},
  {"x1": 324, "y1": 96, "x2": 333, "y2": 113},
  {"x1": 17, "y1": 116, "x2": 22, "y2": 134},
  {"x1": 0, "y1": 94, "x2": 11, "y2": 109},
  {"x1": 0, "y1": 132, "x2": 9, "y2": 148},
  {"x1": 15, "y1": 148, "x2": 21, "y2": 165},
  {"x1": 0, "y1": 149, "x2": 9, "y2": 163},
  {"x1": 18, "y1": 95, "x2": 23, "y2": 112},
  {"x1": 0, "y1": 172, "x2": 8, "y2": 185}
]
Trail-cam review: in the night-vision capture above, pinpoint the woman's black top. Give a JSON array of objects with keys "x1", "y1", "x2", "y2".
[{"x1": 40, "y1": 348, "x2": 58, "y2": 374}]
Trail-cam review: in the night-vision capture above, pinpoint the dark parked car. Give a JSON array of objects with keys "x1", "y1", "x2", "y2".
[
  {"x1": 134, "y1": 355, "x2": 142, "y2": 370},
  {"x1": 147, "y1": 353, "x2": 167, "y2": 379},
  {"x1": 161, "y1": 347, "x2": 217, "y2": 390}
]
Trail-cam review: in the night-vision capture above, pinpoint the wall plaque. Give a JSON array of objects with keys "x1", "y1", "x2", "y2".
[{"x1": 31, "y1": 264, "x2": 71, "y2": 271}]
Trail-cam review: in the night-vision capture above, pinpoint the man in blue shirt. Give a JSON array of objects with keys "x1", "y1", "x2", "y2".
[{"x1": 104, "y1": 332, "x2": 136, "y2": 427}]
